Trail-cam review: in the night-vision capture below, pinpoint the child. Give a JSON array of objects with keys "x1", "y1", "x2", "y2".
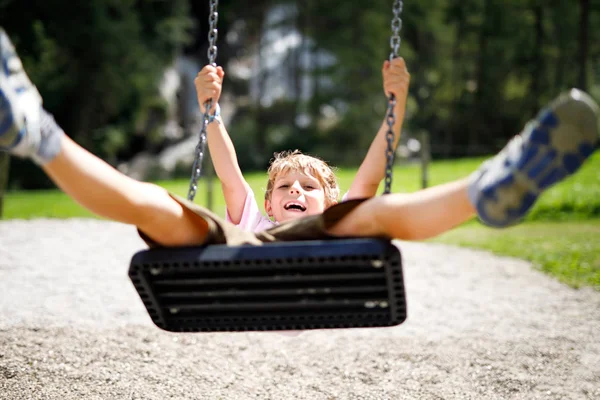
[
  {"x1": 192, "y1": 57, "x2": 411, "y2": 238},
  {"x1": 1, "y1": 28, "x2": 599, "y2": 249}
]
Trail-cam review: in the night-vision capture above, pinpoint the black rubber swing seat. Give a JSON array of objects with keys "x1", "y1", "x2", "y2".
[{"x1": 129, "y1": 238, "x2": 407, "y2": 332}]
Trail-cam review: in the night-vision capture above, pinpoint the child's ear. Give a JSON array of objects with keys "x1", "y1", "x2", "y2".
[{"x1": 264, "y1": 199, "x2": 273, "y2": 217}]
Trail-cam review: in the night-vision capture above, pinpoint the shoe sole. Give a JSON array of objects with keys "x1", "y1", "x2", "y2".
[
  {"x1": 0, "y1": 29, "x2": 21, "y2": 149},
  {"x1": 0, "y1": 74, "x2": 26, "y2": 149},
  {"x1": 0, "y1": 73, "x2": 24, "y2": 150},
  {"x1": 476, "y1": 89, "x2": 599, "y2": 227},
  {"x1": 0, "y1": 28, "x2": 39, "y2": 152}
]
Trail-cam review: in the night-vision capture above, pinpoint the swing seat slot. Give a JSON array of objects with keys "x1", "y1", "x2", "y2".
[{"x1": 129, "y1": 238, "x2": 407, "y2": 332}]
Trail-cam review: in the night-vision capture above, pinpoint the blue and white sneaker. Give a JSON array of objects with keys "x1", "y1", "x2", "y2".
[
  {"x1": 469, "y1": 88, "x2": 599, "y2": 227},
  {"x1": 0, "y1": 28, "x2": 63, "y2": 165}
]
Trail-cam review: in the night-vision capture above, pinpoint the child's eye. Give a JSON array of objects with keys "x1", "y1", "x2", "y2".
[
  {"x1": 278, "y1": 184, "x2": 289, "y2": 189},
  {"x1": 304, "y1": 185, "x2": 315, "y2": 190}
]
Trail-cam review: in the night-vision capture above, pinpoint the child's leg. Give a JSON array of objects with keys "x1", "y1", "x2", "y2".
[
  {"x1": 43, "y1": 136, "x2": 210, "y2": 246},
  {"x1": 329, "y1": 178, "x2": 474, "y2": 240},
  {"x1": 330, "y1": 89, "x2": 599, "y2": 240},
  {"x1": 0, "y1": 28, "x2": 208, "y2": 247}
]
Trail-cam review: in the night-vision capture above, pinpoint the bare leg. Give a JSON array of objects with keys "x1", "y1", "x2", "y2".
[
  {"x1": 328, "y1": 178, "x2": 474, "y2": 240},
  {"x1": 0, "y1": 29, "x2": 208, "y2": 247},
  {"x1": 42, "y1": 136, "x2": 209, "y2": 247},
  {"x1": 330, "y1": 89, "x2": 599, "y2": 240}
]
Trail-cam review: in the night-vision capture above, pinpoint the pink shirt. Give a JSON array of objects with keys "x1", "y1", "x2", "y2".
[{"x1": 226, "y1": 189, "x2": 277, "y2": 232}]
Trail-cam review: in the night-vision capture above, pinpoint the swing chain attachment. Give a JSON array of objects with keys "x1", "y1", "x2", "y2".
[
  {"x1": 188, "y1": 0, "x2": 220, "y2": 202},
  {"x1": 384, "y1": 0, "x2": 403, "y2": 195},
  {"x1": 389, "y1": 0, "x2": 403, "y2": 61},
  {"x1": 207, "y1": 0, "x2": 219, "y2": 66}
]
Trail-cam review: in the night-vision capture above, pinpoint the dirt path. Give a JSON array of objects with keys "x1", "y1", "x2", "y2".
[{"x1": 0, "y1": 219, "x2": 598, "y2": 399}]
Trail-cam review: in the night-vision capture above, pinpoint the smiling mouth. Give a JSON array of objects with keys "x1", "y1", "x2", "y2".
[{"x1": 284, "y1": 203, "x2": 306, "y2": 212}]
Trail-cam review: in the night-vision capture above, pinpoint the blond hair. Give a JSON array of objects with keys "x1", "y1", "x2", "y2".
[{"x1": 265, "y1": 150, "x2": 339, "y2": 208}]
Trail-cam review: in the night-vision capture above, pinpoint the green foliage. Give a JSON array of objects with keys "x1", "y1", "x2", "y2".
[
  {"x1": 0, "y1": 153, "x2": 8, "y2": 216},
  {"x1": 1, "y1": 0, "x2": 193, "y2": 184},
  {"x1": 217, "y1": 0, "x2": 600, "y2": 172},
  {"x1": 2, "y1": 0, "x2": 600, "y2": 187},
  {"x1": 288, "y1": 0, "x2": 600, "y2": 163}
]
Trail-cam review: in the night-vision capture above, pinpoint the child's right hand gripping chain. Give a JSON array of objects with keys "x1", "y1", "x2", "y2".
[
  {"x1": 194, "y1": 65, "x2": 225, "y2": 114},
  {"x1": 382, "y1": 57, "x2": 410, "y2": 116}
]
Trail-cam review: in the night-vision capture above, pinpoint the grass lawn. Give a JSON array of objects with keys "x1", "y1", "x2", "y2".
[
  {"x1": 3, "y1": 153, "x2": 600, "y2": 289},
  {"x1": 432, "y1": 220, "x2": 600, "y2": 289}
]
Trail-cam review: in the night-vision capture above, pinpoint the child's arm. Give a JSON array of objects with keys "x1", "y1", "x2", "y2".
[
  {"x1": 346, "y1": 58, "x2": 410, "y2": 200},
  {"x1": 194, "y1": 65, "x2": 250, "y2": 224}
]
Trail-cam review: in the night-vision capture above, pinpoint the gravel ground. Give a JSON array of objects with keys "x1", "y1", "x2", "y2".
[{"x1": 0, "y1": 219, "x2": 598, "y2": 399}]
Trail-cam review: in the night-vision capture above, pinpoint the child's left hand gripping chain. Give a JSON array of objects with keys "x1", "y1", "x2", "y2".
[
  {"x1": 382, "y1": 57, "x2": 410, "y2": 113},
  {"x1": 194, "y1": 65, "x2": 225, "y2": 114}
]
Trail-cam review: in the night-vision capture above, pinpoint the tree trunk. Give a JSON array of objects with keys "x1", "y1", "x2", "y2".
[
  {"x1": 577, "y1": 0, "x2": 590, "y2": 91},
  {"x1": 531, "y1": 5, "x2": 544, "y2": 115},
  {"x1": 293, "y1": 4, "x2": 304, "y2": 125},
  {"x1": 255, "y1": 11, "x2": 270, "y2": 160},
  {"x1": 449, "y1": 5, "x2": 466, "y2": 158},
  {"x1": 471, "y1": 0, "x2": 489, "y2": 155},
  {"x1": 0, "y1": 153, "x2": 10, "y2": 219}
]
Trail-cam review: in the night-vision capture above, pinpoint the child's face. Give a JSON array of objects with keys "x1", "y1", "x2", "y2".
[{"x1": 264, "y1": 170, "x2": 327, "y2": 223}]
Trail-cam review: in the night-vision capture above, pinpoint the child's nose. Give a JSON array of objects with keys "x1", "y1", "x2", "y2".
[{"x1": 290, "y1": 181, "x2": 302, "y2": 193}]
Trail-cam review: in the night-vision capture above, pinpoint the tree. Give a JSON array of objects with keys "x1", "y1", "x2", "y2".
[
  {"x1": 0, "y1": 0, "x2": 193, "y2": 187},
  {"x1": 578, "y1": 0, "x2": 591, "y2": 91},
  {"x1": 0, "y1": 154, "x2": 8, "y2": 218}
]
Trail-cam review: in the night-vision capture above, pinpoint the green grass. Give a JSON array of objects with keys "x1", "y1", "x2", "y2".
[
  {"x1": 432, "y1": 219, "x2": 600, "y2": 290},
  {"x1": 3, "y1": 153, "x2": 600, "y2": 289}
]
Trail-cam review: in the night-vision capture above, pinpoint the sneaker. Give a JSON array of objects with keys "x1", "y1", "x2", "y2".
[
  {"x1": 469, "y1": 88, "x2": 599, "y2": 227},
  {"x1": 0, "y1": 27, "x2": 44, "y2": 160}
]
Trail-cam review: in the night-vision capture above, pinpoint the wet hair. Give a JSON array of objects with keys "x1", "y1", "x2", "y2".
[{"x1": 265, "y1": 150, "x2": 339, "y2": 208}]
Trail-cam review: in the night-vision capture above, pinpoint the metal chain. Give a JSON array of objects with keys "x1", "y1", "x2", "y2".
[
  {"x1": 389, "y1": 0, "x2": 403, "y2": 61},
  {"x1": 187, "y1": 0, "x2": 219, "y2": 202},
  {"x1": 383, "y1": 0, "x2": 403, "y2": 195}
]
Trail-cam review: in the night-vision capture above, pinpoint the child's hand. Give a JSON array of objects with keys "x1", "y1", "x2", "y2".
[
  {"x1": 382, "y1": 58, "x2": 410, "y2": 111},
  {"x1": 194, "y1": 65, "x2": 225, "y2": 113}
]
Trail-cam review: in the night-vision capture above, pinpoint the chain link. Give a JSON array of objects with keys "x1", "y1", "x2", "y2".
[
  {"x1": 188, "y1": 0, "x2": 219, "y2": 202},
  {"x1": 207, "y1": 0, "x2": 219, "y2": 66},
  {"x1": 384, "y1": 0, "x2": 403, "y2": 195},
  {"x1": 389, "y1": 0, "x2": 403, "y2": 61}
]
